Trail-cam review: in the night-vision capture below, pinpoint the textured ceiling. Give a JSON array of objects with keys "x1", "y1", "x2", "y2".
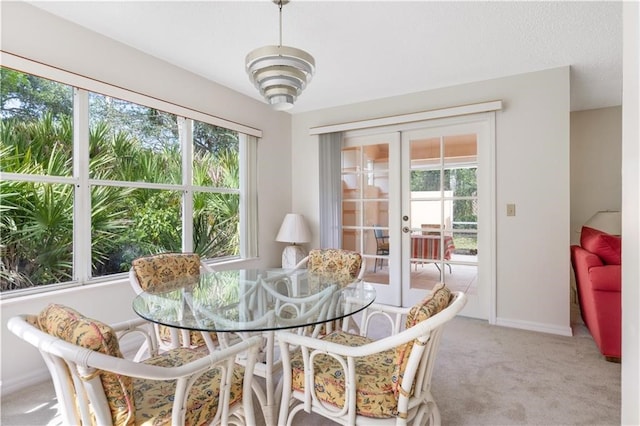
[{"x1": 27, "y1": 1, "x2": 622, "y2": 114}]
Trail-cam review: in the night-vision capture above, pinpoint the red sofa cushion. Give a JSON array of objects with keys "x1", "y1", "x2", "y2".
[{"x1": 580, "y1": 226, "x2": 621, "y2": 265}]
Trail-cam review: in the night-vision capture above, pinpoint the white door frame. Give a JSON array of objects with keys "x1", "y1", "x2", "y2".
[
  {"x1": 399, "y1": 113, "x2": 496, "y2": 321},
  {"x1": 342, "y1": 111, "x2": 497, "y2": 323}
]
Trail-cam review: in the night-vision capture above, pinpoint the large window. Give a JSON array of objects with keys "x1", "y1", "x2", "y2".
[{"x1": 0, "y1": 66, "x2": 256, "y2": 294}]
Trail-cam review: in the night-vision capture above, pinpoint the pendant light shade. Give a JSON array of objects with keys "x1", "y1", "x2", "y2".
[{"x1": 245, "y1": 0, "x2": 315, "y2": 111}]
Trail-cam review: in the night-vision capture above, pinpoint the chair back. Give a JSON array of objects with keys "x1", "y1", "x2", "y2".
[
  {"x1": 306, "y1": 248, "x2": 364, "y2": 280},
  {"x1": 394, "y1": 284, "x2": 455, "y2": 404},
  {"x1": 130, "y1": 252, "x2": 203, "y2": 292},
  {"x1": 10, "y1": 304, "x2": 135, "y2": 425},
  {"x1": 373, "y1": 226, "x2": 387, "y2": 240},
  {"x1": 129, "y1": 252, "x2": 216, "y2": 351}
]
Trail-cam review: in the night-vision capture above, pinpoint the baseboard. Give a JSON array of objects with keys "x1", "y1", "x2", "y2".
[
  {"x1": 495, "y1": 317, "x2": 573, "y2": 336},
  {"x1": 1, "y1": 368, "x2": 50, "y2": 396}
]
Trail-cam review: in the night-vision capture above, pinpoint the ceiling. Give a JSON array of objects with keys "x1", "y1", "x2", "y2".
[{"x1": 26, "y1": 1, "x2": 622, "y2": 114}]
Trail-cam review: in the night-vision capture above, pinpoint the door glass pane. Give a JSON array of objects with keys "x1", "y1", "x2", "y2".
[
  {"x1": 342, "y1": 200, "x2": 361, "y2": 227},
  {"x1": 411, "y1": 137, "x2": 440, "y2": 162},
  {"x1": 446, "y1": 167, "x2": 478, "y2": 198},
  {"x1": 443, "y1": 134, "x2": 476, "y2": 159},
  {"x1": 409, "y1": 199, "x2": 443, "y2": 232},
  {"x1": 342, "y1": 140, "x2": 390, "y2": 287},
  {"x1": 412, "y1": 169, "x2": 441, "y2": 191},
  {"x1": 342, "y1": 229, "x2": 361, "y2": 252},
  {"x1": 409, "y1": 132, "x2": 478, "y2": 293}
]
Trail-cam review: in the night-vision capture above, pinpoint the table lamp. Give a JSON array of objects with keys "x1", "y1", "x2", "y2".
[
  {"x1": 276, "y1": 213, "x2": 311, "y2": 268},
  {"x1": 584, "y1": 210, "x2": 621, "y2": 235}
]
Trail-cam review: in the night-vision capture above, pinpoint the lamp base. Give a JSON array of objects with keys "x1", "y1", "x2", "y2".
[{"x1": 282, "y1": 245, "x2": 307, "y2": 269}]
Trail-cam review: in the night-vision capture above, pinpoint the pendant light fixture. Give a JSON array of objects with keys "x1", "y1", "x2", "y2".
[{"x1": 245, "y1": 0, "x2": 315, "y2": 111}]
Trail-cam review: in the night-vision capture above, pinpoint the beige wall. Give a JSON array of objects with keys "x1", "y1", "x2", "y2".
[
  {"x1": 570, "y1": 107, "x2": 622, "y2": 245},
  {"x1": 292, "y1": 67, "x2": 571, "y2": 335},
  {"x1": 0, "y1": 2, "x2": 292, "y2": 392}
]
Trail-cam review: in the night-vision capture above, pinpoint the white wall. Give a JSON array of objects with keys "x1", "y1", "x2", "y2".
[
  {"x1": 292, "y1": 67, "x2": 571, "y2": 335},
  {"x1": 621, "y1": 2, "x2": 640, "y2": 423},
  {"x1": 0, "y1": 2, "x2": 291, "y2": 393},
  {"x1": 570, "y1": 107, "x2": 622, "y2": 245}
]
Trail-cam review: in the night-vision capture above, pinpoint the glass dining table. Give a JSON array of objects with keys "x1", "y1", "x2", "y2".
[{"x1": 132, "y1": 268, "x2": 376, "y2": 425}]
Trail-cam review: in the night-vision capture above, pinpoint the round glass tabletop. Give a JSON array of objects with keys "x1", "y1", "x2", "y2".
[{"x1": 132, "y1": 268, "x2": 376, "y2": 333}]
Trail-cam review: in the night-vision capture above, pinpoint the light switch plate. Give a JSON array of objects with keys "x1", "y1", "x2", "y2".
[{"x1": 506, "y1": 203, "x2": 516, "y2": 216}]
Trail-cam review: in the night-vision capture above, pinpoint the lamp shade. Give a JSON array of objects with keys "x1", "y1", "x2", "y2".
[
  {"x1": 276, "y1": 213, "x2": 311, "y2": 244},
  {"x1": 584, "y1": 210, "x2": 621, "y2": 236}
]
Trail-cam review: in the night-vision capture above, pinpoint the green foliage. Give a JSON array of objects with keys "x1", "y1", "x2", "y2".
[
  {"x1": 1, "y1": 68, "x2": 241, "y2": 291},
  {"x1": 1, "y1": 68, "x2": 73, "y2": 120}
]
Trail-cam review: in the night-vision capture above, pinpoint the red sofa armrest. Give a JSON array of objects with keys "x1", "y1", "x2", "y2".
[
  {"x1": 589, "y1": 265, "x2": 621, "y2": 292},
  {"x1": 571, "y1": 245, "x2": 603, "y2": 269}
]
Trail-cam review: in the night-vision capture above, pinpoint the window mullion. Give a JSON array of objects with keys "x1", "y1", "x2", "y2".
[
  {"x1": 73, "y1": 88, "x2": 92, "y2": 282},
  {"x1": 181, "y1": 118, "x2": 194, "y2": 252}
]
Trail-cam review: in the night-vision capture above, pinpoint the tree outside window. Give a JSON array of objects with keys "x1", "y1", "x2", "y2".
[{"x1": 1, "y1": 67, "x2": 242, "y2": 293}]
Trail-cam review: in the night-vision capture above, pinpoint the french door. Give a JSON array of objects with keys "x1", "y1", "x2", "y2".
[
  {"x1": 341, "y1": 113, "x2": 495, "y2": 319},
  {"x1": 341, "y1": 132, "x2": 401, "y2": 306}
]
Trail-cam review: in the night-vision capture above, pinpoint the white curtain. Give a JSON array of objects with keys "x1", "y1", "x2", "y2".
[
  {"x1": 318, "y1": 132, "x2": 343, "y2": 248},
  {"x1": 240, "y1": 134, "x2": 259, "y2": 258}
]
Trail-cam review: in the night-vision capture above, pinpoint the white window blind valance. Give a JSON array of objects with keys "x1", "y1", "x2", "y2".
[{"x1": 310, "y1": 100, "x2": 502, "y2": 136}]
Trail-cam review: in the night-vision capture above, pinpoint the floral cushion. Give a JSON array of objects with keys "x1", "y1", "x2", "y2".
[
  {"x1": 392, "y1": 283, "x2": 451, "y2": 398},
  {"x1": 131, "y1": 253, "x2": 202, "y2": 292},
  {"x1": 157, "y1": 325, "x2": 216, "y2": 348},
  {"x1": 290, "y1": 331, "x2": 398, "y2": 418},
  {"x1": 307, "y1": 249, "x2": 362, "y2": 280},
  {"x1": 134, "y1": 347, "x2": 246, "y2": 425},
  {"x1": 37, "y1": 304, "x2": 135, "y2": 426},
  {"x1": 132, "y1": 253, "x2": 217, "y2": 347}
]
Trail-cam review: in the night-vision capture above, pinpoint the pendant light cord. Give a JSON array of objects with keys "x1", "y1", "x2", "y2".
[{"x1": 278, "y1": 0, "x2": 283, "y2": 47}]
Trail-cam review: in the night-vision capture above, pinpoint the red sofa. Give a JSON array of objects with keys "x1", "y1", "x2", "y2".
[{"x1": 570, "y1": 226, "x2": 621, "y2": 361}]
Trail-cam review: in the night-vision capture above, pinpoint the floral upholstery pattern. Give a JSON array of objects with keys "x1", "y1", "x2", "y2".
[
  {"x1": 132, "y1": 253, "x2": 216, "y2": 348},
  {"x1": 307, "y1": 249, "x2": 362, "y2": 280},
  {"x1": 131, "y1": 253, "x2": 201, "y2": 292},
  {"x1": 290, "y1": 331, "x2": 398, "y2": 418},
  {"x1": 157, "y1": 325, "x2": 210, "y2": 347},
  {"x1": 37, "y1": 304, "x2": 135, "y2": 425},
  {"x1": 392, "y1": 283, "x2": 451, "y2": 398},
  {"x1": 134, "y1": 347, "x2": 246, "y2": 425},
  {"x1": 304, "y1": 249, "x2": 363, "y2": 335}
]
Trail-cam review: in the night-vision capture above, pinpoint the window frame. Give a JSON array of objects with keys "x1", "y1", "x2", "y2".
[{"x1": 0, "y1": 53, "x2": 261, "y2": 298}]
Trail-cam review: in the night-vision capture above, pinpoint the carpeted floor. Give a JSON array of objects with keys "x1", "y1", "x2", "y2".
[
  {"x1": 1, "y1": 316, "x2": 620, "y2": 425},
  {"x1": 431, "y1": 316, "x2": 620, "y2": 425}
]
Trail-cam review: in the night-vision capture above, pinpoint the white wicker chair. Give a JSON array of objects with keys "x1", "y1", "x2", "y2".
[
  {"x1": 276, "y1": 284, "x2": 466, "y2": 426},
  {"x1": 294, "y1": 248, "x2": 366, "y2": 335},
  {"x1": 7, "y1": 304, "x2": 261, "y2": 426},
  {"x1": 129, "y1": 252, "x2": 218, "y2": 354}
]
